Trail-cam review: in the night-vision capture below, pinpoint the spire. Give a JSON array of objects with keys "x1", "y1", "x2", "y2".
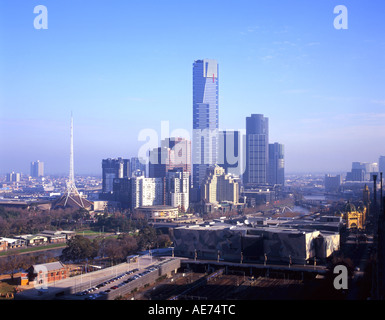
[
  {"x1": 63, "y1": 113, "x2": 85, "y2": 208},
  {"x1": 52, "y1": 114, "x2": 92, "y2": 210}
]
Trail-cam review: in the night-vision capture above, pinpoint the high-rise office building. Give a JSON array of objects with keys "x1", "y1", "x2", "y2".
[
  {"x1": 346, "y1": 162, "x2": 378, "y2": 181},
  {"x1": 324, "y1": 174, "x2": 341, "y2": 193},
  {"x1": 192, "y1": 59, "x2": 219, "y2": 192},
  {"x1": 6, "y1": 171, "x2": 21, "y2": 183},
  {"x1": 165, "y1": 168, "x2": 190, "y2": 211},
  {"x1": 130, "y1": 157, "x2": 146, "y2": 177},
  {"x1": 102, "y1": 158, "x2": 130, "y2": 193},
  {"x1": 162, "y1": 137, "x2": 191, "y2": 177},
  {"x1": 268, "y1": 143, "x2": 285, "y2": 186},
  {"x1": 30, "y1": 160, "x2": 44, "y2": 178},
  {"x1": 149, "y1": 138, "x2": 192, "y2": 179},
  {"x1": 244, "y1": 114, "x2": 269, "y2": 186},
  {"x1": 217, "y1": 130, "x2": 244, "y2": 177}
]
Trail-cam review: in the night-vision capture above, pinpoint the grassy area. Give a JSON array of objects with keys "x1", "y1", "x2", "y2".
[
  {"x1": 0, "y1": 242, "x2": 67, "y2": 257},
  {"x1": 0, "y1": 282, "x2": 15, "y2": 299},
  {"x1": 75, "y1": 230, "x2": 109, "y2": 236}
]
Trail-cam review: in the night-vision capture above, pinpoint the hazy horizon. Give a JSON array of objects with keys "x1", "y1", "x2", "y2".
[{"x1": 1, "y1": 1, "x2": 385, "y2": 176}]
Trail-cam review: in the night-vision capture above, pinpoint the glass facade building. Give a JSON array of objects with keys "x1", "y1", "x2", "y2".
[
  {"x1": 244, "y1": 114, "x2": 269, "y2": 186},
  {"x1": 268, "y1": 143, "x2": 285, "y2": 186},
  {"x1": 192, "y1": 59, "x2": 219, "y2": 190}
]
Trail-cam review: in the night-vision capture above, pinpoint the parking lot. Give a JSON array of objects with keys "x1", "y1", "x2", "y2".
[{"x1": 76, "y1": 265, "x2": 159, "y2": 300}]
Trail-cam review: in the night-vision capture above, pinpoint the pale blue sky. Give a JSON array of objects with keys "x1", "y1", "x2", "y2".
[{"x1": 1, "y1": 0, "x2": 385, "y2": 175}]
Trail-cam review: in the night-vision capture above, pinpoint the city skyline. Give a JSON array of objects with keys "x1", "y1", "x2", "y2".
[{"x1": 1, "y1": 0, "x2": 385, "y2": 175}]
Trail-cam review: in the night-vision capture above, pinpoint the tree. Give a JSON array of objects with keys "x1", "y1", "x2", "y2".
[
  {"x1": 61, "y1": 235, "x2": 98, "y2": 262},
  {"x1": 118, "y1": 234, "x2": 138, "y2": 257},
  {"x1": 3, "y1": 254, "x2": 31, "y2": 283},
  {"x1": 137, "y1": 226, "x2": 157, "y2": 251},
  {"x1": 157, "y1": 234, "x2": 172, "y2": 248}
]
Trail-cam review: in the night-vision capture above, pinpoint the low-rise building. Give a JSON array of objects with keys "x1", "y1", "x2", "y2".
[
  {"x1": 26, "y1": 261, "x2": 68, "y2": 284},
  {"x1": 135, "y1": 205, "x2": 179, "y2": 222},
  {"x1": 173, "y1": 222, "x2": 340, "y2": 265},
  {"x1": 15, "y1": 234, "x2": 48, "y2": 246},
  {"x1": 0, "y1": 237, "x2": 27, "y2": 249}
]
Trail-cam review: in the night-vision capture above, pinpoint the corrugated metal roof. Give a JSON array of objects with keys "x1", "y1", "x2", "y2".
[{"x1": 32, "y1": 261, "x2": 65, "y2": 272}]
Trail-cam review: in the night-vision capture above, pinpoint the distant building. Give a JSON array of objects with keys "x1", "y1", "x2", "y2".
[
  {"x1": 130, "y1": 157, "x2": 146, "y2": 177},
  {"x1": 268, "y1": 143, "x2": 285, "y2": 186},
  {"x1": 162, "y1": 138, "x2": 191, "y2": 176},
  {"x1": 149, "y1": 138, "x2": 191, "y2": 180},
  {"x1": 102, "y1": 158, "x2": 130, "y2": 193},
  {"x1": 30, "y1": 160, "x2": 44, "y2": 178},
  {"x1": 135, "y1": 205, "x2": 179, "y2": 222},
  {"x1": 113, "y1": 177, "x2": 132, "y2": 209},
  {"x1": 324, "y1": 174, "x2": 341, "y2": 192},
  {"x1": 343, "y1": 202, "x2": 366, "y2": 230},
  {"x1": 130, "y1": 176, "x2": 164, "y2": 209},
  {"x1": 217, "y1": 130, "x2": 243, "y2": 177},
  {"x1": 165, "y1": 169, "x2": 190, "y2": 212},
  {"x1": 201, "y1": 165, "x2": 240, "y2": 205},
  {"x1": 244, "y1": 114, "x2": 269, "y2": 186},
  {"x1": 6, "y1": 171, "x2": 21, "y2": 183},
  {"x1": 380, "y1": 156, "x2": 385, "y2": 181},
  {"x1": 346, "y1": 162, "x2": 378, "y2": 182}
]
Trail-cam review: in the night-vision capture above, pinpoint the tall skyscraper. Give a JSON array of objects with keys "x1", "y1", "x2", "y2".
[
  {"x1": 192, "y1": 59, "x2": 219, "y2": 192},
  {"x1": 268, "y1": 143, "x2": 285, "y2": 186},
  {"x1": 244, "y1": 114, "x2": 269, "y2": 186},
  {"x1": 102, "y1": 158, "x2": 130, "y2": 193},
  {"x1": 30, "y1": 160, "x2": 44, "y2": 178}
]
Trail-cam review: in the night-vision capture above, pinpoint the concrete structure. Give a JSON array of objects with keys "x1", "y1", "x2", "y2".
[{"x1": 173, "y1": 223, "x2": 340, "y2": 265}]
